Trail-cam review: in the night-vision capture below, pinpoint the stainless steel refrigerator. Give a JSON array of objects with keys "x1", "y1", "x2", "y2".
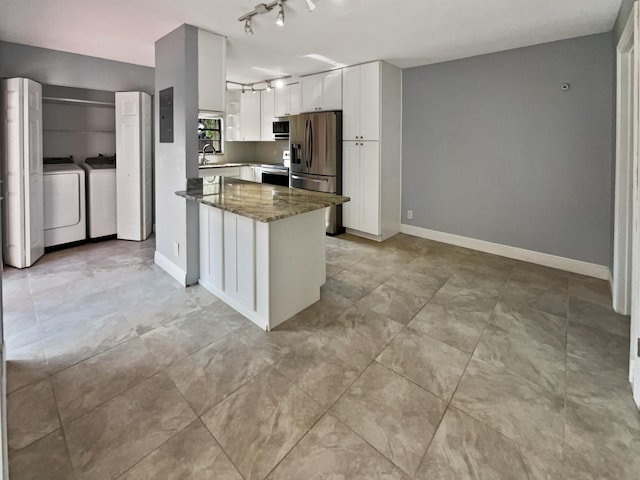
[{"x1": 289, "y1": 111, "x2": 343, "y2": 234}]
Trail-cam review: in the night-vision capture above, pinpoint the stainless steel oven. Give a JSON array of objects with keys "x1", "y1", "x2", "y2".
[{"x1": 261, "y1": 164, "x2": 289, "y2": 186}]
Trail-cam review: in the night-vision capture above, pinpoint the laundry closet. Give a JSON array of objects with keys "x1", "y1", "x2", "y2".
[{"x1": 0, "y1": 78, "x2": 152, "y2": 269}]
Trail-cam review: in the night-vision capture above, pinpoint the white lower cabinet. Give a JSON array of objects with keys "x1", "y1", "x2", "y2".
[
  {"x1": 223, "y1": 212, "x2": 256, "y2": 310},
  {"x1": 199, "y1": 204, "x2": 326, "y2": 330},
  {"x1": 343, "y1": 141, "x2": 380, "y2": 236},
  {"x1": 199, "y1": 204, "x2": 224, "y2": 290},
  {"x1": 200, "y1": 207, "x2": 255, "y2": 311},
  {"x1": 239, "y1": 166, "x2": 255, "y2": 182}
]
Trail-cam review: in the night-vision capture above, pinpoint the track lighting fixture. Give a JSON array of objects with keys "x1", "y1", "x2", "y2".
[
  {"x1": 239, "y1": 0, "x2": 308, "y2": 35},
  {"x1": 275, "y1": 2, "x2": 285, "y2": 26},
  {"x1": 244, "y1": 17, "x2": 254, "y2": 35},
  {"x1": 226, "y1": 77, "x2": 291, "y2": 94}
]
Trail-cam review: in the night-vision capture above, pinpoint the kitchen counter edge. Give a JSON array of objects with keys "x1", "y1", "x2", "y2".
[{"x1": 176, "y1": 177, "x2": 349, "y2": 223}]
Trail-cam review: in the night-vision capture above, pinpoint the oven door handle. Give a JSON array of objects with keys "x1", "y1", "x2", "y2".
[{"x1": 291, "y1": 175, "x2": 328, "y2": 183}]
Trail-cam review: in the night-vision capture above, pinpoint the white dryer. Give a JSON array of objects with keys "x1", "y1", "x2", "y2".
[
  {"x1": 84, "y1": 156, "x2": 116, "y2": 238},
  {"x1": 43, "y1": 158, "x2": 86, "y2": 247}
]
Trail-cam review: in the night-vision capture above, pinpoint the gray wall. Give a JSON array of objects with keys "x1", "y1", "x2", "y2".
[
  {"x1": 402, "y1": 33, "x2": 614, "y2": 266},
  {"x1": 155, "y1": 24, "x2": 201, "y2": 285},
  {"x1": 615, "y1": 0, "x2": 635, "y2": 41},
  {"x1": 0, "y1": 41, "x2": 154, "y2": 93}
]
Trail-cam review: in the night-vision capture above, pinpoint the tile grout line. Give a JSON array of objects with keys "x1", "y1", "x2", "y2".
[
  {"x1": 294, "y1": 268, "x2": 452, "y2": 479},
  {"x1": 411, "y1": 264, "x2": 515, "y2": 476},
  {"x1": 48, "y1": 375, "x2": 80, "y2": 480}
]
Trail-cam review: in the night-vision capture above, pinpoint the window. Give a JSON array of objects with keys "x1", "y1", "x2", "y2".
[{"x1": 198, "y1": 117, "x2": 223, "y2": 154}]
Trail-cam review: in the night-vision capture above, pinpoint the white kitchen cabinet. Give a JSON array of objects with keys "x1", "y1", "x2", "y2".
[
  {"x1": 342, "y1": 61, "x2": 401, "y2": 242},
  {"x1": 226, "y1": 90, "x2": 262, "y2": 142},
  {"x1": 240, "y1": 166, "x2": 256, "y2": 182},
  {"x1": 301, "y1": 70, "x2": 342, "y2": 112},
  {"x1": 200, "y1": 206, "x2": 256, "y2": 312},
  {"x1": 199, "y1": 204, "x2": 224, "y2": 290},
  {"x1": 199, "y1": 203, "x2": 326, "y2": 330},
  {"x1": 261, "y1": 89, "x2": 275, "y2": 141},
  {"x1": 274, "y1": 83, "x2": 301, "y2": 117},
  {"x1": 239, "y1": 92, "x2": 261, "y2": 141},
  {"x1": 198, "y1": 30, "x2": 226, "y2": 112},
  {"x1": 225, "y1": 90, "x2": 240, "y2": 141},
  {"x1": 342, "y1": 62, "x2": 380, "y2": 141},
  {"x1": 224, "y1": 212, "x2": 256, "y2": 310},
  {"x1": 343, "y1": 141, "x2": 380, "y2": 235}
]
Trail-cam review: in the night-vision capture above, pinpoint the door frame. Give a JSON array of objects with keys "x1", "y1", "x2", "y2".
[
  {"x1": 617, "y1": 2, "x2": 640, "y2": 408},
  {"x1": 614, "y1": 6, "x2": 635, "y2": 317}
]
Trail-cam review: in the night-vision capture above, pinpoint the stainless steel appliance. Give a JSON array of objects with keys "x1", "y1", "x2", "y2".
[
  {"x1": 289, "y1": 111, "x2": 343, "y2": 234},
  {"x1": 272, "y1": 120, "x2": 289, "y2": 139},
  {"x1": 261, "y1": 164, "x2": 289, "y2": 186}
]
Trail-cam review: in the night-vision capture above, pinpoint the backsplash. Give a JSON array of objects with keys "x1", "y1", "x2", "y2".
[{"x1": 211, "y1": 140, "x2": 289, "y2": 165}]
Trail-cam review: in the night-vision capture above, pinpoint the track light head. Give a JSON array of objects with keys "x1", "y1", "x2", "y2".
[
  {"x1": 275, "y1": 2, "x2": 285, "y2": 26},
  {"x1": 275, "y1": 79, "x2": 284, "y2": 89},
  {"x1": 244, "y1": 18, "x2": 254, "y2": 35},
  {"x1": 266, "y1": 81, "x2": 272, "y2": 91},
  {"x1": 304, "y1": 0, "x2": 316, "y2": 12}
]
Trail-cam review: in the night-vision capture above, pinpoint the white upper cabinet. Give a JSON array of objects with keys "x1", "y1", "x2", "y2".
[
  {"x1": 274, "y1": 83, "x2": 301, "y2": 117},
  {"x1": 342, "y1": 62, "x2": 380, "y2": 141},
  {"x1": 239, "y1": 92, "x2": 261, "y2": 141},
  {"x1": 225, "y1": 90, "x2": 240, "y2": 141},
  {"x1": 261, "y1": 89, "x2": 275, "y2": 141},
  {"x1": 198, "y1": 30, "x2": 226, "y2": 112},
  {"x1": 301, "y1": 70, "x2": 342, "y2": 112}
]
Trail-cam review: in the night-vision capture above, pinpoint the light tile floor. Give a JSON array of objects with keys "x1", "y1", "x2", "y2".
[{"x1": 3, "y1": 233, "x2": 640, "y2": 479}]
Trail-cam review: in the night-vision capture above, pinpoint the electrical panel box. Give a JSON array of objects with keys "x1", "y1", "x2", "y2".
[{"x1": 159, "y1": 87, "x2": 174, "y2": 143}]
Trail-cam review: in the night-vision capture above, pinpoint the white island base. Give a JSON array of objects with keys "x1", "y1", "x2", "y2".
[{"x1": 198, "y1": 203, "x2": 326, "y2": 330}]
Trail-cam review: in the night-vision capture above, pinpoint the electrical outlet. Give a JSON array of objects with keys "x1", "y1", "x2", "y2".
[
  {"x1": 173, "y1": 241, "x2": 180, "y2": 258},
  {"x1": 407, "y1": 210, "x2": 413, "y2": 220}
]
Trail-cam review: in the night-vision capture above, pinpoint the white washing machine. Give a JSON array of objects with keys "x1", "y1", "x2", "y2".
[
  {"x1": 43, "y1": 158, "x2": 86, "y2": 247},
  {"x1": 84, "y1": 156, "x2": 116, "y2": 238}
]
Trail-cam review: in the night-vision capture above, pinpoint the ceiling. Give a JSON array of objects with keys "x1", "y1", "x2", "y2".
[{"x1": 0, "y1": 0, "x2": 623, "y2": 84}]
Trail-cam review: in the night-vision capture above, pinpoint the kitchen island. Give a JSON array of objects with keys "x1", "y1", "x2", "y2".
[{"x1": 176, "y1": 177, "x2": 349, "y2": 330}]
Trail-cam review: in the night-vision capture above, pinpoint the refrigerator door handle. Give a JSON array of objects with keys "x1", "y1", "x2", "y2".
[
  {"x1": 291, "y1": 175, "x2": 329, "y2": 183},
  {"x1": 303, "y1": 119, "x2": 308, "y2": 169},
  {"x1": 308, "y1": 119, "x2": 313, "y2": 169}
]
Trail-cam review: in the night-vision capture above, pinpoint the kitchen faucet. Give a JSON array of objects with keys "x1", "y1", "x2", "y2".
[{"x1": 200, "y1": 144, "x2": 215, "y2": 165}]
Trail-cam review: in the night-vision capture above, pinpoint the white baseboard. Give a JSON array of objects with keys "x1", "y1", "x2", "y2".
[
  {"x1": 400, "y1": 224, "x2": 611, "y2": 280},
  {"x1": 154, "y1": 250, "x2": 187, "y2": 286}
]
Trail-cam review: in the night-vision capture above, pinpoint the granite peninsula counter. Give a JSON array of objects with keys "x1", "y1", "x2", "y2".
[
  {"x1": 176, "y1": 176, "x2": 349, "y2": 330},
  {"x1": 176, "y1": 177, "x2": 349, "y2": 222}
]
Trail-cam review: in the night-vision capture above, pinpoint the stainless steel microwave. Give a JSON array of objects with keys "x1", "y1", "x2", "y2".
[{"x1": 272, "y1": 121, "x2": 289, "y2": 139}]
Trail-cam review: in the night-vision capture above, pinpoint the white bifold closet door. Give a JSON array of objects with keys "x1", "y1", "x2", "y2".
[
  {"x1": 1, "y1": 78, "x2": 44, "y2": 268},
  {"x1": 115, "y1": 91, "x2": 152, "y2": 241}
]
